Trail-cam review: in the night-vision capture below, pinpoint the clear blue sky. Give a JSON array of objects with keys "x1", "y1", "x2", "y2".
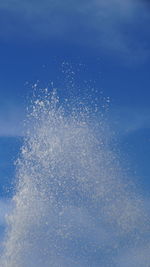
[{"x1": 0, "y1": 0, "x2": 150, "y2": 265}]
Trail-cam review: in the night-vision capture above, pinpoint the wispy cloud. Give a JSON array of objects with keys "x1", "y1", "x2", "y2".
[
  {"x1": 0, "y1": 198, "x2": 12, "y2": 226},
  {"x1": 108, "y1": 107, "x2": 150, "y2": 136},
  {"x1": 0, "y1": 0, "x2": 149, "y2": 60},
  {"x1": 0, "y1": 106, "x2": 24, "y2": 136},
  {"x1": 0, "y1": 199, "x2": 13, "y2": 256}
]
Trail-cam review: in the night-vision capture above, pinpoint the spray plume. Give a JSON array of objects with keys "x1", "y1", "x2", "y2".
[{"x1": 1, "y1": 89, "x2": 148, "y2": 266}]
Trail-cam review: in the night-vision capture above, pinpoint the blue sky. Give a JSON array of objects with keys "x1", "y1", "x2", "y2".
[{"x1": 0, "y1": 0, "x2": 150, "y2": 266}]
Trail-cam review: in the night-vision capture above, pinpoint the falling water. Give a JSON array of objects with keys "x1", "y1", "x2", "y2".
[{"x1": 0, "y1": 89, "x2": 148, "y2": 266}]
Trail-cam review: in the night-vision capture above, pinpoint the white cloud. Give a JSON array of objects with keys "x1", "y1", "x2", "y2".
[
  {"x1": 108, "y1": 107, "x2": 150, "y2": 136},
  {"x1": 0, "y1": 106, "x2": 25, "y2": 136},
  {"x1": 0, "y1": 0, "x2": 149, "y2": 59},
  {"x1": 0, "y1": 198, "x2": 13, "y2": 226},
  {"x1": 0, "y1": 199, "x2": 13, "y2": 256}
]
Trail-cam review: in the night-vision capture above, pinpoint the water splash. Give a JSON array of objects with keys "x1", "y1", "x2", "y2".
[{"x1": 1, "y1": 90, "x2": 148, "y2": 266}]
